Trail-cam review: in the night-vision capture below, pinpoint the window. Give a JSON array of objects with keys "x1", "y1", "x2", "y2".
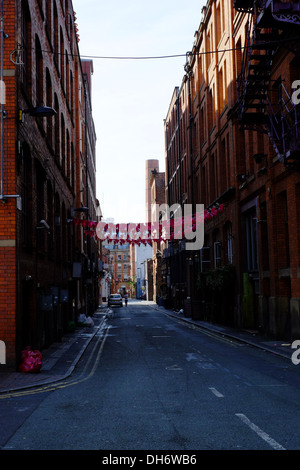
[
  {"x1": 61, "y1": 114, "x2": 65, "y2": 172},
  {"x1": 36, "y1": 162, "x2": 46, "y2": 252},
  {"x1": 60, "y1": 29, "x2": 65, "y2": 88},
  {"x1": 67, "y1": 209, "x2": 72, "y2": 263},
  {"x1": 200, "y1": 105, "x2": 205, "y2": 145},
  {"x1": 54, "y1": 94, "x2": 60, "y2": 160},
  {"x1": 45, "y1": 0, "x2": 52, "y2": 44},
  {"x1": 213, "y1": 229, "x2": 222, "y2": 268},
  {"x1": 276, "y1": 191, "x2": 290, "y2": 269},
  {"x1": 35, "y1": 35, "x2": 43, "y2": 105},
  {"x1": 235, "y1": 37, "x2": 242, "y2": 82},
  {"x1": 244, "y1": 208, "x2": 259, "y2": 272},
  {"x1": 21, "y1": 0, "x2": 32, "y2": 96},
  {"x1": 208, "y1": 89, "x2": 213, "y2": 130},
  {"x1": 69, "y1": 15, "x2": 74, "y2": 54},
  {"x1": 71, "y1": 143, "x2": 75, "y2": 189},
  {"x1": 225, "y1": 222, "x2": 233, "y2": 265},
  {"x1": 220, "y1": 137, "x2": 226, "y2": 194},
  {"x1": 214, "y1": 242, "x2": 222, "y2": 268},
  {"x1": 53, "y1": 4, "x2": 59, "y2": 69},
  {"x1": 200, "y1": 237, "x2": 211, "y2": 272},
  {"x1": 206, "y1": 27, "x2": 212, "y2": 69},
  {"x1": 201, "y1": 164, "x2": 208, "y2": 208},
  {"x1": 219, "y1": 61, "x2": 228, "y2": 112},
  {"x1": 62, "y1": 203, "x2": 67, "y2": 262},
  {"x1": 216, "y1": 4, "x2": 222, "y2": 45},
  {"x1": 210, "y1": 152, "x2": 218, "y2": 202},
  {"x1": 66, "y1": 52, "x2": 70, "y2": 101},
  {"x1": 46, "y1": 69, "x2": 53, "y2": 145},
  {"x1": 70, "y1": 71, "x2": 74, "y2": 118},
  {"x1": 55, "y1": 194, "x2": 61, "y2": 260},
  {"x1": 46, "y1": 181, "x2": 53, "y2": 258},
  {"x1": 259, "y1": 203, "x2": 269, "y2": 271},
  {"x1": 219, "y1": 67, "x2": 224, "y2": 112},
  {"x1": 66, "y1": 129, "x2": 70, "y2": 181}
]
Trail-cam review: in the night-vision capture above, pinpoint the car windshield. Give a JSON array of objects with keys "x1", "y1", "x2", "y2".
[{"x1": 111, "y1": 295, "x2": 120, "y2": 298}]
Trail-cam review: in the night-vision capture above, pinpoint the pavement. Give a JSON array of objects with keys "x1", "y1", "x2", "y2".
[
  {"x1": 0, "y1": 306, "x2": 109, "y2": 395},
  {"x1": 161, "y1": 308, "x2": 294, "y2": 360},
  {"x1": 0, "y1": 302, "x2": 296, "y2": 396}
]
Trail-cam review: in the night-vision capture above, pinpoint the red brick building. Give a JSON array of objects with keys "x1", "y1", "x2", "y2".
[
  {"x1": 0, "y1": 0, "x2": 100, "y2": 368},
  {"x1": 105, "y1": 243, "x2": 132, "y2": 297},
  {"x1": 164, "y1": 0, "x2": 300, "y2": 340},
  {"x1": 150, "y1": 169, "x2": 166, "y2": 303}
]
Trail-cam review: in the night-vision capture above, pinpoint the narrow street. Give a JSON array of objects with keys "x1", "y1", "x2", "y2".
[{"x1": 1, "y1": 300, "x2": 300, "y2": 451}]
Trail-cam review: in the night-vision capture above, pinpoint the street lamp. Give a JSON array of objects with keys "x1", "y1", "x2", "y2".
[
  {"x1": 19, "y1": 106, "x2": 57, "y2": 122},
  {"x1": 74, "y1": 206, "x2": 89, "y2": 213}
]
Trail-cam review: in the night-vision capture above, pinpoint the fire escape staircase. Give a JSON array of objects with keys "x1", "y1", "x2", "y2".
[{"x1": 235, "y1": 0, "x2": 300, "y2": 170}]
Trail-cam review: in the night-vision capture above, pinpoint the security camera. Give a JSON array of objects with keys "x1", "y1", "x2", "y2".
[{"x1": 38, "y1": 220, "x2": 50, "y2": 231}]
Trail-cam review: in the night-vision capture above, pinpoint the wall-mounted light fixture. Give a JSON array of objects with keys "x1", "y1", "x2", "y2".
[
  {"x1": 71, "y1": 206, "x2": 89, "y2": 219},
  {"x1": 19, "y1": 106, "x2": 56, "y2": 122},
  {"x1": 36, "y1": 219, "x2": 50, "y2": 231},
  {"x1": 74, "y1": 206, "x2": 89, "y2": 213},
  {"x1": 237, "y1": 172, "x2": 249, "y2": 183}
]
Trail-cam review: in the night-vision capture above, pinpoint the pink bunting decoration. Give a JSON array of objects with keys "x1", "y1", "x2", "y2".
[{"x1": 73, "y1": 204, "x2": 225, "y2": 245}]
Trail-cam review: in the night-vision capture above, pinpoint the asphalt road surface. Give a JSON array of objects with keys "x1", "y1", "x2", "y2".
[{"x1": 1, "y1": 300, "x2": 300, "y2": 451}]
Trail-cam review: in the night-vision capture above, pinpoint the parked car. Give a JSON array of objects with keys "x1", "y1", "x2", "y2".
[{"x1": 108, "y1": 293, "x2": 123, "y2": 307}]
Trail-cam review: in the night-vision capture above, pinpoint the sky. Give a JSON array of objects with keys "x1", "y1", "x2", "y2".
[{"x1": 72, "y1": 0, "x2": 206, "y2": 224}]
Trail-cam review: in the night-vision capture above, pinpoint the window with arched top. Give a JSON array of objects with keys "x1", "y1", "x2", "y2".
[
  {"x1": 54, "y1": 94, "x2": 60, "y2": 161},
  {"x1": 53, "y1": 3, "x2": 59, "y2": 69},
  {"x1": 21, "y1": 0, "x2": 32, "y2": 98},
  {"x1": 66, "y1": 51, "x2": 70, "y2": 104},
  {"x1": 46, "y1": 68, "x2": 53, "y2": 145},
  {"x1": 70, "y1": 70, "x2": 74, "y2": 118},
  {"x1": 66, "y1": 129, "x2": 70, "y2": 181},
  {"x1": 61, "y1": 113, "x2": 66, "y2": 173},
  {"x1": 45, "y1": 0, "x2": 52, "y2": 44},
  {"x1": 35, "y1": 35, "x2": 43, "y2": 106},
  {"x1": 60, "y1": 28, "x2": 65, "y2": 89}
]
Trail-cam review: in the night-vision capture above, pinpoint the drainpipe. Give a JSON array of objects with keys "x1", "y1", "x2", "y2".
[
  {"x1": 0, "y1": 0, "x2": 19, "y2": 202},
  {"x1": 184, "y1": 52, "x2": 195, "y2": 212},
  {"x1": 0, "y1": 0, "x2": 4, "y2": 199},
  {"x1": 184, "y1": 52, "x2": 196, "y2": 306}
]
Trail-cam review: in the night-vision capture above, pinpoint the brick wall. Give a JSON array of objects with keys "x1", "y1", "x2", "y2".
[
  {"x1": 164, "y1": 0, "x2": 300, "y2": 338},
  {"x1": 0, "y1": 0, "x2": 98, "y2": 368},
  {"x1": 0, "y1": 0, "x2": 17, "y2": 366}
]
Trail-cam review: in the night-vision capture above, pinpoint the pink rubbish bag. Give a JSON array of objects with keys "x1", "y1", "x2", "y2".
[{"x1": 19, "y1": 346, "x2": 42, "y2": 373}]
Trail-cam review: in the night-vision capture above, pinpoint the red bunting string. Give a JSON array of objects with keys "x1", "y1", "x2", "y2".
[{"x1": 74, "y1": 204, "x2": 224, "y2": 245}]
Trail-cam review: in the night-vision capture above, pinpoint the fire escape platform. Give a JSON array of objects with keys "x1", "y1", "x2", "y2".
[{"x1": 235, "y1": 0, "x2": 300, "y2": 170}]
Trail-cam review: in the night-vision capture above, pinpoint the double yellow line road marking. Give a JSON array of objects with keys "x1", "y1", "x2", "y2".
[{"x1": 0, "y1": 325, "x2": 111, "y2": 400}]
